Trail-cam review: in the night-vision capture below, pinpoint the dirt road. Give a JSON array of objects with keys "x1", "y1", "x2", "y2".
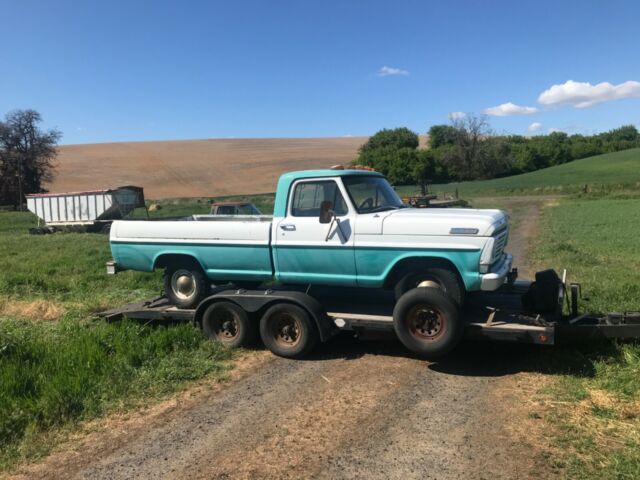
[{"x1": 12, "y1": 198, "x2": 550, "y2": 480}]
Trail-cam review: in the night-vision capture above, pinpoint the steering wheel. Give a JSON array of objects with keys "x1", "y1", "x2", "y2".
[{"x1": 359, "y1": 197, "x2": 374, "y2": 210}]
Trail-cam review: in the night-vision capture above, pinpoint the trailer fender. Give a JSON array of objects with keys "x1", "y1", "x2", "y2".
[{"x1": 193, "y1": 289, "x2": 337, "y2": 342}]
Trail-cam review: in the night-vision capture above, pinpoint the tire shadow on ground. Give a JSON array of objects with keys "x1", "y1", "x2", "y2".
[{"x1": 303, "y1": 331, "x2": 603, "y2": 379}]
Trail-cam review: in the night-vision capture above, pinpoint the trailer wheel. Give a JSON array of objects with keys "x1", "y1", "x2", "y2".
[
  {"x1": 164, "y1": 264, "x2": 208, "y2": 309},
  {"x1": 201, "y1": 301, "x2": 256, "y2": 348},
  {"x1": 260, "y1": 303, "x2": 318, "y2": 358},
  {"x1": 393, "y1": 287, "x2": 462, "y2": 358}
]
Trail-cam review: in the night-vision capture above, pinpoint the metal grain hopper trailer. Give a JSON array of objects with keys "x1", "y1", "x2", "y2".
[{"x1": 26, "y1": 186, "x2": 145, "y2": 234}]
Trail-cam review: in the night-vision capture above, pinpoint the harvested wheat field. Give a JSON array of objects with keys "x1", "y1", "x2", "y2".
[{"x1": 50, "y1": 137, "x2": 373, "y2": 199}]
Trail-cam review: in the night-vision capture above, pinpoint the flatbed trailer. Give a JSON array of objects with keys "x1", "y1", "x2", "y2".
[{"x1": 99, "y1": 272, "x2": 640, "y2": 358}]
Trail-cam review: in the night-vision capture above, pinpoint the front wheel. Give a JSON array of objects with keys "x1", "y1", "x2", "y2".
[
  {"x1": 393, "y1": 288, "x2": 463, "y2": 358},
  {"x1": 259, "y1": 303, "x2": 318, "y2": 358},
  {"x1": 164, "y1": 264, "x2": 209, "y2": 309},
  {"x1": 394, "y1": 267, "x2": 464, "y2": 306}
]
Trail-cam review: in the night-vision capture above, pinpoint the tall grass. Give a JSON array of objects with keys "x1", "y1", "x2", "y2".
[
  {"x1": 530, "y1": 196, "x2": 640, "y2": 479},
  {"x1": 0, "y1": 318, "x2": 232, "y2": 468},
  {"x1": 0, "y1": 211, "x2": 234, "y2": 470}
]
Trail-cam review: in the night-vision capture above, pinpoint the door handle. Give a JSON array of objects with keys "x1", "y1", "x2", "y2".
[{"x1": 280, "y1": 224, "x2": 296, "y2": 231}]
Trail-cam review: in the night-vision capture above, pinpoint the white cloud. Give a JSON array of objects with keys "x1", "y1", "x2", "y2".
[
  {"x1": 538, "y1": 80, "x2": 640, "y2": 108},
  {"x1": 528, "y1": 122, "x2": 543, "y2": 132},
  {"x1": 548, "y1": 127, "x2": 564, "y2": 133},
  {"x1": 448, "y1": 111, "x2": 466, "y2": 120},
  {"x1": 483, "y1": 102, "x2": 538, "y2": 116},
  {"x1": 377, "y1": 66, "x2": 409, "y2": 77}
]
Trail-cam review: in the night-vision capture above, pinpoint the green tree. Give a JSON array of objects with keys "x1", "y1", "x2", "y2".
[
  {"x1": 355, "y1": 128, "x2": 421, "y2": 185},
  {"x1": 0, "y1": 110, "x2": 62, "y2": 209},
  {"x1": 427, "y1": 124, "x2": 458, "y2": 149}
]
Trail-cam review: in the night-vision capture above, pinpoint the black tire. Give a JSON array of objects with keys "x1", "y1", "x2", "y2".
[
  {"x1": 393, "y1": 287, "x2": 463, "y2": 358},
  {"x1": 201, "y1": 301, "x2": 256, "y2": 348},
  {"x1": 259, "y1": 303, "x2": 318, "y2": 358},
  {"x1": 163, "y1": 263, "x2": 209, "y2": 309},
  {"x1": 394, "y1": 267, "x2": 464, "y2": 306}
]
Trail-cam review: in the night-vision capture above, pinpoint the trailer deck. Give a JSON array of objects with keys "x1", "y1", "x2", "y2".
[{"x1": 99, "y1": 281, "x2": 640, "y2": 348}]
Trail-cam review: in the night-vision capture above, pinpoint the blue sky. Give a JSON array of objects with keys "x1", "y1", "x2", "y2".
[{"x1": 1, "y1": 0, "x2": 639, "y2": 145}]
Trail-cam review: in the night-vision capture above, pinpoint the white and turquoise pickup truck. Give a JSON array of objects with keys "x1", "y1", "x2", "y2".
[{"x1": 108, "y1": 168, "x2": 511, "y2": 311}]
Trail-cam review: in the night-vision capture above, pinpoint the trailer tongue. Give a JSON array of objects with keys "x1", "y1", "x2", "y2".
[{"x1": 99, "y1": 269, "x2": 640, "y2": 358}]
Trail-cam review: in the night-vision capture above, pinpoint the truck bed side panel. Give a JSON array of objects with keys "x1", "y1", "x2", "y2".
[{"x1": 110, "y1": 220, "x2": 274, "y2": 281}]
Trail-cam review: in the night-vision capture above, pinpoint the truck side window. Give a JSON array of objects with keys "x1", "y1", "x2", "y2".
[
  {"x1": 216, "y1": 206, "x2": 236, "y2": 215},
  {"x1": 291, "y1": 181, "x2": 348, "y2": 217}
]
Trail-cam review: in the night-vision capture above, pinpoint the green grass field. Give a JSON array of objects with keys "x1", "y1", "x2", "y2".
[
  {"x1": 397, "y1": 148, "x2": 640, "y2": 197},
  {"x1": 528, "y1": 196, "x2": 640, "y2": 479},
  {"x1": 0, "y1": 212, "x2": 234, "y2": 470}
]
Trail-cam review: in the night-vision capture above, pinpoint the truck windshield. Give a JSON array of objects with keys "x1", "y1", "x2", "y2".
[{"x1": 342, "y1": 176, "x2": 406, "y2": 214}]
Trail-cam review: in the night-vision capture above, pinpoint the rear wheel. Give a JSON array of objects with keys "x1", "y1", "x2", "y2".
[
  {"x1": 201, "y1": 301, "x2": 256, "y2": 348},
  {"x1": 259, "y1": 303, "x2": 318, "y2": 358},
  {"x1": 393, "y1": 287, "x2": 462, "y2": 358},
  {"x1": 164, "y1": 264, "x2": 209, "y2": 309}
]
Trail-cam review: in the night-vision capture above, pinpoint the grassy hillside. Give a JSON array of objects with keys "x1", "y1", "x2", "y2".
[
  {"x1": 529, "y1": 196, "x2": 640, "y2": 479},
  {"x1": 406, "y1": 148, "x2": 640, "y2": 197}
]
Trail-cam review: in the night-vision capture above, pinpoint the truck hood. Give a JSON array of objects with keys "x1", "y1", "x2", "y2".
[{"x1": 381, "y1": 208, "x2": 507, "y2": 236}]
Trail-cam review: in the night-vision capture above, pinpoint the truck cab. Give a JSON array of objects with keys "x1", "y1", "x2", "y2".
[{"x1": 271, "y1": 169, "x2": 511, "y2": 298}]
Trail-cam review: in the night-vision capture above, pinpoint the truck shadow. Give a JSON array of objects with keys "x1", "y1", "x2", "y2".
[
  {"x1": 115, "y1": 316, "x2": 616, "y2": 380},
  {"x1": 306, "y1": 332, "x2": 622, "y2": 379}
]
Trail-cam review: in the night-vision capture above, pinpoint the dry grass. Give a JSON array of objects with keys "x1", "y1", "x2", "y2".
[{"x1": 0, "y1": 298, "x2": 64, "y2": 321}]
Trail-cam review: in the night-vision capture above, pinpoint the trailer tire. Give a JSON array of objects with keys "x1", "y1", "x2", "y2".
[
  {"x1": 393, "y1": 287, "x2": 462, "y2": 358},
  {"x1": 201, "y1": 301, "x2": 256, "y2": 348},
  {"x1": 260, "y1": 303, "x2": 318, "y2": 358},
  {"x1": 164, "y1": 264, "x2": 208, "y2": 309},
  {"x1": 394, "y1": 267, "x2": 463, "y2": 306}
]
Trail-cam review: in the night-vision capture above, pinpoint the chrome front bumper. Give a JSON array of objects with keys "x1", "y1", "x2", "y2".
[{"x1": 480, "y1": 253, "x2": 513, "y2": 291}]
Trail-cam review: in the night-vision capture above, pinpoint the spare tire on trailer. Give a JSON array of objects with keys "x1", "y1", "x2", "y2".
[
  {"x1": 393, "y1": 287, "x2": 463, "y2": 358},
  {"x1": 259, "y1": 303, "x2": 318, "y2": 358}
]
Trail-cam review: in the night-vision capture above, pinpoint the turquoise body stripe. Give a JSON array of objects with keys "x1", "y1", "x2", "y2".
[
  {"x1": 110, "y1": 242, "x2": 274, "y2": 281},
  {"x1": 274, "y1": 245, "x2": 357, "y2": 286},
  {"x1": 354, "y1": 248, "x2": 482, "y2": 290},
  {"x1": 112, "y1": 242, "x2": 482, "y2": 291}
]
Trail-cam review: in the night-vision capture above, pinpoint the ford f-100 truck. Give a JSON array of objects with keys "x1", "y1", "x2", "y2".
[{"x1": 109, "y1": 166, "x2": 511, "y2": 308}]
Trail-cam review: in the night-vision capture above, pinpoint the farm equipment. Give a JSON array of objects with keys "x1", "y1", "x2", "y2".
[
  {"x1": 402, "y1": 194, "x2": 466, "y2": 208},
  {"x1": 26, "y1": 186, "x2": 146, "y2": 234}
]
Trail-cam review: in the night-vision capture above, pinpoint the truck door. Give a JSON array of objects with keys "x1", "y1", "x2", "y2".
[{"x1": 273, "y1": 178, "x2": 357, "y2": 286}]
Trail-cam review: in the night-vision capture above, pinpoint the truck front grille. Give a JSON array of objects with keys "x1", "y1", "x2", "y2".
[{"x1": 492, "y1": 227, "x2": 509, "y2": 261}]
